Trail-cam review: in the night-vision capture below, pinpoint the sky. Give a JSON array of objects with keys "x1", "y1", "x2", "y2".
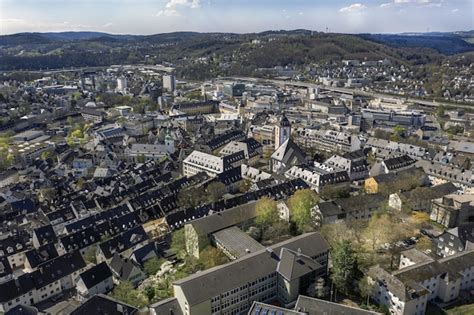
[{"x1": 0, "y1": 0, "x2": 473, "y2": 35}]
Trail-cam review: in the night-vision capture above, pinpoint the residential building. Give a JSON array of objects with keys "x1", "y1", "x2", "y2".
[
  {"x1": 435, "y1": 223, "x2": 474, "y2": 257},
  {"x1": 76, "y1": 262, "x2": 113, "y2": 300},
  {"x1": 369, "y1": 250, "x2": 474, "y2": 315},
  {"x1": 430, "y1": 194, "x2": 474, "y2": 228}
]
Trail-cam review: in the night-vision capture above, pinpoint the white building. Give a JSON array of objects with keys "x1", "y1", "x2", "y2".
[
  {"x1": 183, "y1": 150, "x2": 244, "y2": 177},
  {"x1": 163, "y1": 75, "x2": 176, "y2": 92},
  {"x1": 116, "y1": 76, "x2": 127, "y2": 93}
]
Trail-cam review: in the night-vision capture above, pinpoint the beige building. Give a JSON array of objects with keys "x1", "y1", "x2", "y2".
[{"x1": 174, "y1": 233, "x2": 330, "y2": 315}]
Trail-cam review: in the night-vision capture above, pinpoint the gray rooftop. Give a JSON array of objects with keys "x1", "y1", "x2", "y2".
[
  {"x1": 174, "y1": 232, "x2": 329, "y2": 306},
  {"x1": 212, "y1": 226, "x2": 264, "y2": 259}
]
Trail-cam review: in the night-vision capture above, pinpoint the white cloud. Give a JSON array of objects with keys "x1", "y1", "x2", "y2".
[
  {"x1": 339, "y1": 3, "x2": 367, "y2": 13},
  {"x1": 451, "y1": 8, "x2": 459, "y2": 13},
  {"x1": 155, "y1": 9, "x2": 181, "y2": 17},
  {"x1": 103, "y1": 22, "x2": 113, "y2": 28},
  {"x1": 165, "y1": 0, "x2": 200, "y2": 9},
  {"x1": 384, "y1": 0, "x2": 443, "y2": 7}
]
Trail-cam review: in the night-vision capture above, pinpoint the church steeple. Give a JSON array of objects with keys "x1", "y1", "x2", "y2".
[{"x1": 274, "y1": 114, "x2": 291, "y2": 149}]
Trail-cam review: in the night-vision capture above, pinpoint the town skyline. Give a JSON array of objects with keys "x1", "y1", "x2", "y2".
[{"x1": 1, "y1": 0, "x2": 473, "y2": 35}]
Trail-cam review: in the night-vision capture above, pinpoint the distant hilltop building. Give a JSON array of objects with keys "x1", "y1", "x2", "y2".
[
  {"x1": 163, "y1": 74, "x2": 176, "y2": 92},
  {"x1": 116, "y1": 76, "x2": 127, "y2": 93}
]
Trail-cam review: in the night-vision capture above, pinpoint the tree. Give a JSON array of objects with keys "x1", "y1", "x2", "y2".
[
  {"x1": 198, "y1": 246, "x2": 229, "y2": 269},
  {"x1": 109, "y1": 281, "x2": 148, "y2": 308},
  {"x1": 144, "y1": 286, "x2": 155, "y2": 302},
  {"x1": 288, "y1": 189, "x2": 319, "y2": 233},
  {"x1": 358, "y1": 276, "x2": 375, "y2": 306},
  {"x1": 363, "y1": 213, "x2": 391, "y2": 256},
  {"x1": 239, "y1": 179, "x2": 252, "y2": 193},
  {"x1": 255, "y1": 197, "x2": 279, "y2": 227},
  {"x1": 206, "y1": 182, "x2": 227, "y2": 203},
  {"x1": 83, "y1": 247, "x2": 97, "y2": 264},
  {"x1": 331, "y1": 240, "x2": 359, "y2": 295},
  {"x1": 178, "y1": 187, "x2": 206, "y2": 209},
  {"x1": 314, "y1": 277, "x2": 328, "y2": 298},
  {"x1": 171, "y1": 229, "x2": 186, "y2": 259},
  {"x1": 144, "y1": 257, "x2": 164, "y2": 276}
]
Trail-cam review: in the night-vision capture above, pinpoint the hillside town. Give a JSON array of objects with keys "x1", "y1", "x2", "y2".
[{"x1": 0, "y1": 60, "x2": 474, "y2": 315}]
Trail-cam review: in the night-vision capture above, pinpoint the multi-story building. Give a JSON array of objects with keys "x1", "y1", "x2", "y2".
[
  {"x1": 284, "y1": 164, "x2": 350, "y2": 193},
  {"x1": 435, "y1": 223, "x2": 474, "y2": 258},
  {"x1": 220, "y1": 138, "x2": 263, "y2": 166},
  {"x1": 170, "y1": 100, "x2": 219, "y2": 116},
  {"x1": 369, "y1": 250, "x2": 474, "y2": 315},
  {"x1": 430, "y1": 194, "x2": 474, "y2": 228},
  {"x1": 183, "y1": 150, "x2": 244, "y2": 177},
  {"x1": 163, "y1": 75, "x2": 176, "y2": 92},
  {"x1": 173, "y1": 233, "x2": 330, "y2": 315},
  {"x1": 295, "y1": 129, "x2": 361, "y2": 153}
]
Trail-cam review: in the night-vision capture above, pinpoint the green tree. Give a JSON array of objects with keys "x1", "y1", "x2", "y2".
[
  {"x1": 206, "y1": 182, "x2": 227, "y2": 203},
  {"x1": 255, "y1": 197, "x2": 279, "y2": 227},
  {"x1": 143, "y1": 257, "x2": 164, "y2": 276},
  {"x1": 171, "y1": 228, "x2": 186, "y2": 259},
  {"x1": 83, "y1": 247, "x2": 97, "y2": 264},
  {"x1": 178, "y1": 187, "x2": 206, "y2": 209},
  {"x1": 358, "y1": 276, "x2": 375, "y2": 306},
  {"x1": 198, "y1": 246, "x2": 229, "y2": 269},
  {"x1": 331, "y1": 240, "x2": 359, "y2": 295},
  {"x1": 239, "y1": 179, "x2": 252, "y2": 193},
  {"x1": 109, "y1": 281, "x2": 148, "y2": 308},
  {"x1": 288, "y1": 189, "x2": 319, "y2": 233},
  {"x1": 144, "y1": 286, "x2": 155, "y2": 302}
]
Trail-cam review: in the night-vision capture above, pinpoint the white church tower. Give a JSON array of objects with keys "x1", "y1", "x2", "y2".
[{"x1": 274, "y1": 114, "x2": 291, "y2": 149}]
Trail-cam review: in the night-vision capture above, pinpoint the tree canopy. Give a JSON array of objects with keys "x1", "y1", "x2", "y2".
[{"x1": 288, "y1": 189, "x2": 319, "y2": 233}]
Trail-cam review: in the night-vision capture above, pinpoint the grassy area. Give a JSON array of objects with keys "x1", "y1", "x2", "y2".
[{"x1": 446, "y1": 304, "x2": 474, "y2": 315}]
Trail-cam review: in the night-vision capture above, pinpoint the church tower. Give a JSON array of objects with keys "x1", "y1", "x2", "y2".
[
  {"x1": 165, "y1": 128, "x2": 175, "y2": 154},
  {"x1": 274, "y1": 114, "x2": 291, "y2": 149}
]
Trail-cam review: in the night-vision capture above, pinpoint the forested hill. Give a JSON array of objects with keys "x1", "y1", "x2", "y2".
[{"x1": 0, "y1": 30, "x2": 473, "y2": 76}]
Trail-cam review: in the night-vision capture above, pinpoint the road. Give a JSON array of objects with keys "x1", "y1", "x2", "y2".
[{"x1": 221, "y1": 76, "x2": 473, "y2": 109}]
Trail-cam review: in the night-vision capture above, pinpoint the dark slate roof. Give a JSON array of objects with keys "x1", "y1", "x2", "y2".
[
  {"x1": 130, "y1": 242, "x2": 160, "y2": 267},
  {"x1": 383, "y1": 155, "x2": 416, "y2": 171},
  {"x1": 0, "y1": 231, "x2": 29, "y2": 257},
  {"x1": 24, "y1": 243, "x2": 59, "y2": 269},
  {"x1": 33, "y1": 251, "x2": 86, "y2": 287},
  {"x1": 216, "y1": 166, "x2": 242, "y2": 186},
  {"x1": 33, "y1": 224, "x2": 57, "y2": 246},
  {"x1": 10, "y1": 199, "x2": 36, "y2": 214},
  {"x1": 150, "y1": 297, "x2": 183, "y2": 315},
  {"x1": 5, "y1": 304, "x2": 39, "y2": 315},
  {"x1": 0, "y1": 273, "x2": 35, "y2": 303},
  {"x1": 79, "y1": 262, "x2": 112, "y2": 289},
  {"x1": 0, "y1": 257, "x2": 12, "y2": 278},
  {"x1": 447, "y1": 223, "x2": 474, "y2": 247},
  {"x1": 99, "y1": 226, "x2": 149, "y2": 259},
  {"x1": 207, "y1": 130, "x2": 246, "y2": 151},
  {"x1": 70, "y1": 294, "x2": 138, "y2": 315},
  {"x1": 109, "y1": 254, "x2": 142, "y2": 280},
  {"x1": 165, "y1": 178, "x2": 308, "y2": 230},
  {"x1": 242, "y1": 138, "x2": 263, "y2": 158}
]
